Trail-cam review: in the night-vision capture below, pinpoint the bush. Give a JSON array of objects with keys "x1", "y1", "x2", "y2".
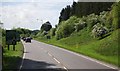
[
  {"x1": 75, "y1": 19, "x2": 87, "y2": 32},
  {"x1": 86, "y1": 13, "x2": 99, "y2": 30},
  {"x1": 36, "y1": 30, "x2": 48, "y2": 37},
  {"x1": 105, "y1": 11, "x2": 113, "y2": 29},
  {"x1": 50, "y1": 28, "x2": 56, "y2": 37},
  {"x1": 55, "y1": 16, "x2": 79, "y2": 40},
  {"x1": 92, "y1": 23, "x2": 108, "y2": 38},
  {"x1": 112, "y1": 2, "x2": 120, "y2": 29},
  {"x1": 41, "y1": 21, "x2": 52, "y2": 32}
]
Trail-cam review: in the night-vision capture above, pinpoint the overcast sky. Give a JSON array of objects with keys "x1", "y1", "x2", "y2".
[{"x1": 0, "y1": 0, "x2": 78, "y2": 30}]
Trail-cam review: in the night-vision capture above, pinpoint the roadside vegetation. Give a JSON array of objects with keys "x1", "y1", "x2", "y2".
[
  {"x1": 0, "y1": 28, "x2": 34, "y2": 70},
  {"x1": 35, "y1": 2, "x2": 120, "y2": 67},
  {"x1": 3, "y1": 41, "x2": 23, "y2": 70}
]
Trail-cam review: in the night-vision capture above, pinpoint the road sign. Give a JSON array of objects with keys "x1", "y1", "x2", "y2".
[
  {"x1": 16, "y1": 32, "x2": 20, "y2": 42},
  {"x1": 6, "y1": 30, "x2": 17, "y2": 45}
]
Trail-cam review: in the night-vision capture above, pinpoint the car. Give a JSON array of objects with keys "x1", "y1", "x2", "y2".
[
  {"x1": 23, "y1": 38, "x2": 26, "y2": 41},
  {"x1": 21, "y1": 37, "x2": 26, "y2": 41},
  {"x1": 25, "y1": 37, "x2": 31, "y2": 43}
]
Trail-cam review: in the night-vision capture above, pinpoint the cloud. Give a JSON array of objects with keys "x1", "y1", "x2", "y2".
[{"x1": 0, "y1": 0, "x2": 73, "y2": 30}]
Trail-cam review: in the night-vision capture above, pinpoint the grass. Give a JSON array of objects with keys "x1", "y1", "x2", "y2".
[
  {"x1": 35, "y1": 28, "x2": 119, "y2": 67},
  {"x1": 3, "y1": 41, "x2": 24, "y2": 70}
]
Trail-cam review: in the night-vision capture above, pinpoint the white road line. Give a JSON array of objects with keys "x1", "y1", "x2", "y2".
[
  {"x1": 41, "y1": 42, "x2": 118, "y2": 69},
  {"x1": 63, "y1": 66, "x2": 68, "y2": 71},
  {"x1": 48, "y1": 52, "x2": 52, "y2": 57},
  {"x1": 19, "y1": 41, "x2": 26, "y2": 71},
  {"x1": 47, "y1": 52, "x2": 68, "y2": 71},
  {"x1": 36, "y1": 40, "x2": 117, "y2": 70},
  {"x1": 53, "y1": 58, "x2": 60, "y2": 64},
  {"x1": 51, "y1": 45, "x2": 117, "y2": 69}
]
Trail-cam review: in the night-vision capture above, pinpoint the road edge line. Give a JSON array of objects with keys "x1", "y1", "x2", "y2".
[
  {"x1": 53, "y1": 45, "x2": 118, "y2": 69},
  {"x1": 37, "y1": 40, "x2": 118, "y2": 69},
  {"x1": 19, "y1": 40, "x2": 26, "y2": 71}
]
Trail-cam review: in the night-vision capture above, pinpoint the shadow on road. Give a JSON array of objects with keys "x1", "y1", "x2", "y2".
[
  {"x1": 21, "y1": 58, "x2": 66, "y2": 71},
  {"x1": 2, "y1": 56, "x2": 118, "y2": 71},
  {"x1": 2, "y1": 56, "x2": 66, "y2": 71}
]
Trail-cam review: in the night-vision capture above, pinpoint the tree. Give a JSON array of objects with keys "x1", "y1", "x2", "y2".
[
  {"x1": 112, "y1": 2, "x2": 120, "y2": 29},
  {"x1": 59, "y1": 5, "x2": 71, "y2": 23},
  {"x1": 58, "y1": 2, "x2": 113, "y2": 24},
  {"x1": 41, "y1": 21, "x2": 52, "y2": 32}
]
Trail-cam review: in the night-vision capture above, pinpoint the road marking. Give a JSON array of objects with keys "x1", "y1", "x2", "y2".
[
  {"x1": 53, "y1": 58, "x2": 60, "y2": 64},
  {"x1": 47, "y1": 52, "x2": 68, "y2": 71},
  {"x1": 19, "y1": 41, "x2": 26, "y2": 71},
  {"x1": 51, "y1": 45, "x2": 117, "y2": 69},
  {"x1": 48, "y1": 52, "x2": 52, "y2": 57},
  {"x1": 63, "y1": 66, "x2": 68, "y2": 71},
  {"x1": 37, "y1": 40, "x2": 117, "y2": 69}
]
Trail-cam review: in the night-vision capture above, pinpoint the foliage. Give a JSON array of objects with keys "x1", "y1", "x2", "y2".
[
  {"x1": 91, "y1": 23, "x2": 108, "y2": 38},
  {"x1": 12, "y1": 28, "x2": 32, "y2": 37},
  {"x1": 95, "y1": 29, "x2": 119, "y2": 56},
  {"x1": 86, "y1": 13, "x2": 99, "y2": 30},
  {"x1": 41, "y1": 21, "x2": 52, "y2": 32},
  {"x1": 111, "y1": 2, "x2": 120, "y2": 29},
  {"x1": 3, "y1": 42, "x2": 23, "y2": 69},
  {"x1": 59, "y1": 2, "x2": 113, "y2": 23},
  {"x1": 56, "y1": 16, "x2": 79, "y2": 40},
  {"x1": 105, "y1": 11, "x2": 113, "y2": 29},
  {"x1": 74, "y1": 19, "x2": 87, "y2": 32},
  {"x1": 36, "y1": 30, "x2": 48, "y2": 37},
  {"x1": 36, "y1": 29, "x2": 119, "y2": 66},
  {"x1": 36, "y1": 2, "x2": 119, "y2": 67},
  {"x1": 59, "y1": 5, "x2": 71, "y2": 23},
  {"x1": 50, "y1": 28, "x2": 56, "y2": 37}
]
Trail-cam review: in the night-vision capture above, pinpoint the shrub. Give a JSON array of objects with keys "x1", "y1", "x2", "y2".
[
  {"x1": 92, "y1": 23, "x2": 108, "y2": 38},
  {"x1": 75, "y1": 19, "x2": 87, "y2": 32},
  {"x1": 55, "y1": 16, "x2": 79, "y2": 40},
  {"x1": 50, "y1": 28, "x2": 56, "y2": 37},
  {"x1": 41, "y1": 21, "x2": 52, "y2": 32},
  {"x1": 112, "y1": 2, "x2": 120, "y2": 29},
  {"x1": 105, "y1": 11, "x2": 113, "y2": 29},
  {"x1": 86, "y1": 13, "x2": 99, "y2": 30}
]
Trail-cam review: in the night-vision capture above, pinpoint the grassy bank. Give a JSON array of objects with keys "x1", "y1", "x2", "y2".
[
  {"x1": 35, "y1": 29, "x2": 119, "y2": 67},
  {"x1": 3, "y1": 41, "x2": 24, "y2": 70}
]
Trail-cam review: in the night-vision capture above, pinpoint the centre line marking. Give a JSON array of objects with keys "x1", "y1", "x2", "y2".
[
  {"x1": 53, "y1": 58, "x2": 60, "y2": 64},
  {"x1": 63, "y1": 67, "x2": 68, "y2": 71},
  {"x1": 48, "y1": 53, "x2": 52, "y2": 57}
]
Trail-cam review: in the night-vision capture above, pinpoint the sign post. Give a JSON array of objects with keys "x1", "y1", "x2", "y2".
[{"x1": 6, "y1": 30, "x2": 19, "y2": 51}]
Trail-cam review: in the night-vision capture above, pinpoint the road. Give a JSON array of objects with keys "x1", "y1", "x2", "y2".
[{"x1": 20, "y1": 40, "x2": 118, "y2": 71}]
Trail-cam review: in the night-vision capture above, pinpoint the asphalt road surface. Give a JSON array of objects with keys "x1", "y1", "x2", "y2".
[{"x1": 20, "y1": 40, "x2": 118, "y2": 71}]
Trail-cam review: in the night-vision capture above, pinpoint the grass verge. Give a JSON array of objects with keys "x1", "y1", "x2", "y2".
[
  {"x1": 3, "y1": 41, "x2": 24, "y2": 70},
  {"x1": 35, "y1": 29, "x2": 119, "y2": 67}
]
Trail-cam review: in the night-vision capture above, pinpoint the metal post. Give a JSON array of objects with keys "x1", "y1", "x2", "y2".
[
  {"x1": 8, "y1": 45, "x2": 9, "y2": 50},
  {"x1": 13, "y1": 45, "x2": 15, "y2": 51}
]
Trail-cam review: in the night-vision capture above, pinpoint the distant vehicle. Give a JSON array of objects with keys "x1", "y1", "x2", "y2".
[
  {"x1": 30, "y1": 37, "x2": 33, "y2": 40},
  {"x1": 23, "y1": 38, "x2": 26, "y2": 41},
  {"x1": 21, "y1": 37, "x2": 26, "y2": 41},
  {"x1": 25, "y1": 37, "x2": 31, "y2": 43}
]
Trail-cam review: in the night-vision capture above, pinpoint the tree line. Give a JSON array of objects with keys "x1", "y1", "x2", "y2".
[
  {"x1": 38, "y1": 1, "x2": 120, "y2": 40},
  {"x1": 59, "y1": 2, "x2": 113, "y2": 23}
]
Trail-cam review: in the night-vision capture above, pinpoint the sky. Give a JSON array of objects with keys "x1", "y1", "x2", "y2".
[{"x1": 0, "y1": 0, "x2": 78, "y2": 30}]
